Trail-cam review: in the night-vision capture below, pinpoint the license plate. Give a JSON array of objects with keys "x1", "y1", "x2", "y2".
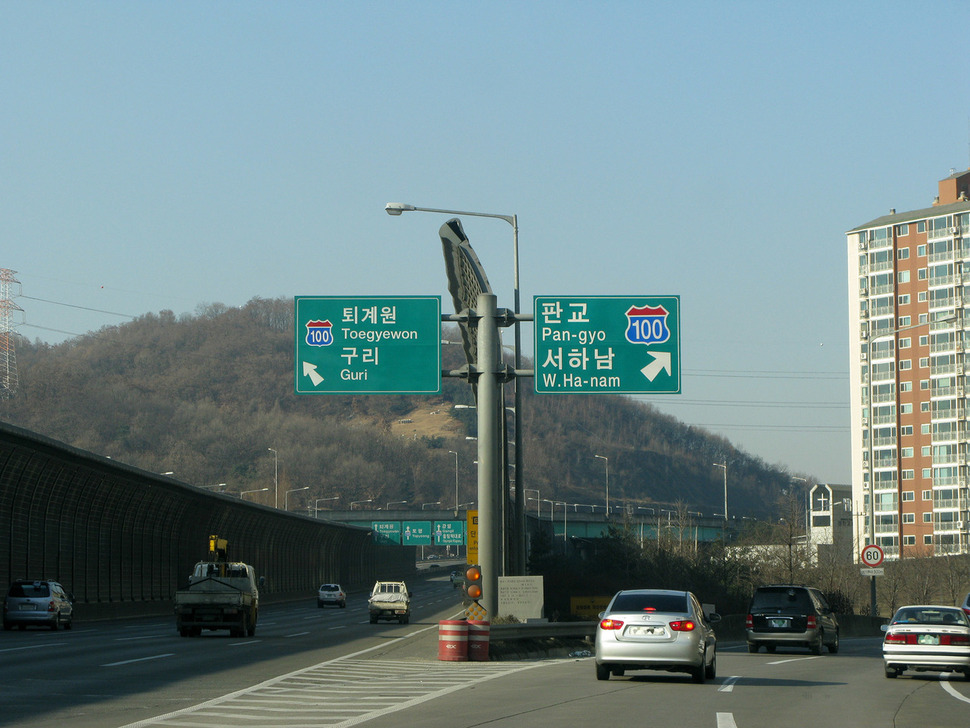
[
  {"x1": 18, "y1": 604, "x2": 37, "y2": 611},
  {"x1": 628, "y1": 625, "x2": 663, "y2": 637},
  {"x1": 918, "y1": 634, "x2": 940, "y2": 645},
  {"x1": 770, "y1": 618, "x2": 789, "y2": 628}
]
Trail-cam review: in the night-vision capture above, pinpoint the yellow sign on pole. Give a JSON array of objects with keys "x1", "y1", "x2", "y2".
[
  {"x1": 465, "y1": 602, "x2": 487, "y2": 621},
  {"x1": 466, "y1": 510, "x2": 478, "y2": 564}
]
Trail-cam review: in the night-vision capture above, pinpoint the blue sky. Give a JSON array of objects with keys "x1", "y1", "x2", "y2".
[{"x1": 3, "y1": 1, "x2": 969, "y2": 484}]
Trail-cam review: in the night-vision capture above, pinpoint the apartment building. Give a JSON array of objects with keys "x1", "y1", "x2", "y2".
[{"x1": 847, "y1": 170, "x2": 970, "y2": 559}]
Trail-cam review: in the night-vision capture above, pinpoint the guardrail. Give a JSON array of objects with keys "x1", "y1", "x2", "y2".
[{"x1": 489, "y1": 622, "x2": 596, "y2": 640}]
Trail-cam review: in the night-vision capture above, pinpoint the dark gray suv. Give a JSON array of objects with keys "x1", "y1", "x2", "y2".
[
  {"x1": 3, "y1": 579, "x2": 74, "y2": 630},
  {"x1": 746, "y1": 585, "x2": 838, "y2": 654}
]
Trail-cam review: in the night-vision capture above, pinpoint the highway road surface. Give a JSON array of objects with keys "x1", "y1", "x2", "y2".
[{"x1": 1, "y1": 573, "x2": 967, "y2": 728}]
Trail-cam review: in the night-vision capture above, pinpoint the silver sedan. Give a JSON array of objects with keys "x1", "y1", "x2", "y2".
[
  {"x1": 594, "y1": 588, "x2": 720, "y2": 683},
  {"x1": 882, "y1": 605, "x2": 970, "y2": 679}
]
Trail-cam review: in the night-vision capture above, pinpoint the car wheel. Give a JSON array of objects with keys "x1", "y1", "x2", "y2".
[
  {"x1": 827, "y1": 630, "x2": 839, "y2": 654},
  {"x1": 885, "y1": 667, "x2": 898, "y2": 679},
  {"x1": 612, "y1": 667, "x2": 625, "y2": 677},
  {"x1": 64, "y1": 618, "x2": 72, "y2": 630},
  {"x1": 811, "y1": 631, "x2": 823, "y2": 655},
  {"x1": 50, "y1": 615, "x2": 59, "y2": 631},
  {"x1": 705, "y1": 649, "x2": 717, "y2": 679},
  {"x1": 340, "y1": 601, "x2": 346, "y2": 608},
  {"x1": 692, "y1": 650, "x2": 707, "y2": 683},
  {"x1": 765, "y1": 644, "x2": 776, "y2": 653},
  {"x1": 595, "y1": 663, "x2": 610, "y2": 681},
  {"x1": 370, "y1": 615, "x2": 378, "y2": 624},
  {"x1": 747, "y1": 643, "x2": 759, "y2": 653}
]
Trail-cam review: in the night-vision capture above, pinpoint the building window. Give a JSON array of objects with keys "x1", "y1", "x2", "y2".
[
  {"x1": 902, "y1": 490, "x2": 915, "y2": 500},
  {"x1": 920, "y1": 357, "x2": 929, "y2": 368},
  {"x1": 900, "y1": 337, "x2": 912, "y2": 349},
  {"x1": 924, "y1": 535, "x2": 933, "y2": 545},
  {"x1": 901, "y1": 403, "x2": 914, "y2": 414},
  {"x1": 899, "y1": 294, "x2": 911, "y2": 305},
  {"x1": 918, "y1": 269, "x2": 927, "y2": 280},
  {"x1": 919, "y1": 335, "x2": 929, "y2": 346},
  {"x1": 898, "y1": 247, "x2": 910, "y2": 259},
  {"x1": 922, "y1": 468, "x2": 931, "y2": 478},
  {"x1": 900, "y1": 270, "x2": 911, "y2": 283},
  {"x1": 923, "y1": 512, "x2": 932, "y2": 522},
  {"x1": 903, "y1": 513, "x2": 915, "y2": 524},
  {"x1": 921, "y1": 402, "x2": 930, "y2": 412},
  {"x1": 903, "y1": 535, "x2": 916, "y2": 545},
  {"x1": 902, "y1": 469, "x2": 915, "y2": 480},
  {"x1": 901, "y1": 381, "x2": 913, "y2": 392},
  {"x1": 898, "y1": 224, "x2": 910, "y2": 236},
  {"x1": 918, "y1": 221, "x2": 926, "y2": 233},
  {"x1": 920, "y1": 380, "x2": 929, "y2": 391},
  {"x1": 901, "y1": 425, "x2": 913, "y2": 436},
  {"x1": 922, "y1": 446, "x2": 931, "y2": 456},
  {"x1": 919, "y1": 291, "x2": 927, "y2": 302},
  {"x1": 899, "y1": 360, "x2": 912, "y2": 370},
  {"x1": 918, "y1": 243, "x2": 927, "y2": 255}
]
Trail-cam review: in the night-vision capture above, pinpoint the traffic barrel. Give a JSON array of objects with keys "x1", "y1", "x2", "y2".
[
  {"x1": 467, "y1": 619, "x2": 490, "y2": 661},
  {"x1": 437, "y1": 620, "x2": 468, "y2": 661}
]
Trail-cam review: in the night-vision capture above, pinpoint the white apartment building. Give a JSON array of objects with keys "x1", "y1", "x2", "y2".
[{"x1": 847, "y1": 170, "x2": 970, "y2": 559}]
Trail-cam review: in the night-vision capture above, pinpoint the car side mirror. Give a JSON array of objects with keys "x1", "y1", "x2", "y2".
[
  {"x1": 708, "y1": 613, "x2": 722, "y2": 624},
  {"x1": 880, "y1": 624, "x2": 888, "y2": 632}
]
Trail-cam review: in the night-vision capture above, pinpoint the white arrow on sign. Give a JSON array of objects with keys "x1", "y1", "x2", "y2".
[
  {"x1": 640, "y1": 351, "x2": 672, "y2": 382},
  {"x1": 302, "y1": 361, "x2": 324, "y2": 386}
]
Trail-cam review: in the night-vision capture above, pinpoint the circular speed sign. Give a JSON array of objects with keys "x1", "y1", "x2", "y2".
[{"x1": 860, "y1": 544, "x2": 884, "y2": 567}]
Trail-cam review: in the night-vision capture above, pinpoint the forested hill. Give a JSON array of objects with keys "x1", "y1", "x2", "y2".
[{"x1": 1, "y1": 297, "x2": 809, "y2": 519}]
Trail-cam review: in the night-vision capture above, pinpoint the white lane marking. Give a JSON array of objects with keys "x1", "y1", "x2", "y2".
[
  {"x1": 0, "y1": 642, "x2": 68, "y2": 654},
  {"x1": 102, "y1": 653, "x2": 174, "y2": 667},
  {"x1": 717, "y1": 712, "x2": 738, "y2": 728},
  {"x1": 718, "y1": 676, "x2": 740, "y2": 692},
  {"x1": 286, "y1": 631, "x2": 311, "y2": 637},
  {"x1": 228, "y1": 640, "x2": 260, "y2": 646},
  {"x1": 767, "y1": 656, "x2": 822, "y2": 665},
  {"x1": 942, "y1": 675, "x2": 970, "y2": 704},
  {"x1": 115, "y1": 635, "x2": 166, "y2": 641}
]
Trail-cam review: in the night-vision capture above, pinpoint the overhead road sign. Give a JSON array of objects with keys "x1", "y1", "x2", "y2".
[
  {"x1": 534, "y1": 296, "x2": 681, "y2": 394},
  {"x1": 295, "y1": 296, "x2": 441, "y2": 394}
]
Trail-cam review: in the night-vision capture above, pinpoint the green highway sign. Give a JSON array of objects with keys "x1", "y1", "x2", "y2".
[
  {"x1": 294, "y1": 296, "x2": 441, "y2": 394},
  {"x1": 534, "y1": 296, "x2": 681, "y2": 394},
  {"x1": 435, "y1": 520, "x2": 465, "y2": 546}
]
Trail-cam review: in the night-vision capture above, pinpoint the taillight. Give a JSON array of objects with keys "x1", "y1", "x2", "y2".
[
  {"x1": 669, "y1": 620, "x2": 696, "y2": 632},
  {"x1": 599, "y1": 618, "x2": 624, "y2": 631},
  {"x1": 884, "y1": 632, "x2": 912, "y2": 644},
  {"x1": 942, "y1": 634, "x2": 970, "y2": 646},
  {"x1": 745, "y1": 614, "x2": 753, "y2": 628},
  {"x1": 806, "y1": 615, "x2": 817, "y2": 629},
  {"x1": 47, "y1": 600, "x2": 55, "y2": 613}
]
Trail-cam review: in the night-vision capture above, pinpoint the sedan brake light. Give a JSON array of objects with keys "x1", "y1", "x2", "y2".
[
  {"x1": 806, "y1": 615, "x2": 817, "y2": 629},
  {"x1": 745, "y1": 614, "x2": 753, "y2": 628},
  {"x1": 669, "y1": 620, "x2": 696, "y2": 632},
  {"x1": 599, "y1": 618, "x2": 624, "y2": 631}
]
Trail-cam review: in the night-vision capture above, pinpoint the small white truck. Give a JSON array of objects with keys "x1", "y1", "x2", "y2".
[
  {"x1": 174, "y1": 536, "x2": 259, "y2": 637},
  {"x1": 367, "y1": 580, "x2": 412, "y2": 624}
]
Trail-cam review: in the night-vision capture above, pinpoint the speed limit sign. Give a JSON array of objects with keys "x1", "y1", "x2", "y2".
[{"x1": 860, "y1": 544, "x2": 884, "y2": 567}]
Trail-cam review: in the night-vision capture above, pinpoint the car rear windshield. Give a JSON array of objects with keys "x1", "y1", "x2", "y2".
[
  {"x1": 750, "y1": 588, "x2": 812, "y2": 611},
  {"x1": 612, "y1": 593, "x2": 688, "y2": 613},
  {"x1": 892, "y1": 608, "x2": 968, "y2": 626},
  {"x1": 7, "y1": 583, "x2": 50, "y2": 598},
  {"x1": 320, "y1": 584, "x2": 339, "y2": 591}
]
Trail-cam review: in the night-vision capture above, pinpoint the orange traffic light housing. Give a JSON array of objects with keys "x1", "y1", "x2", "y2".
[{"x1": 464, "y1": 564, "x2": 483, "y2": 601}]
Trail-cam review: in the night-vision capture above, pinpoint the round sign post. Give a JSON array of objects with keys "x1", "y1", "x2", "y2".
[{"x1": 860, "y1": 544, "x2": 884, "y2": 567}]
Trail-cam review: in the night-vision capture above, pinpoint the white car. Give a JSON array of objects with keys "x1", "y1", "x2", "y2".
[
  {"x1": 594, "y1": 589, "x2": 720, "y2": 683},
  {"x1": 882, "y1": 605, "x2": 970, "y2": 679},
  {"x1": 317, "y1": 584, "x2": 346, "y2": 608}
]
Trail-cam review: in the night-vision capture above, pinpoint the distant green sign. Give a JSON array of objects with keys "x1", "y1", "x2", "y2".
[
  {"x1": 534, "y1": 296, "x2": 681, "y2": 394},
  {"x1": 435, "y1": 520, "x2": 465, "y2": 546},
  {"x1": 402, "y1": 521, "x2": 433, "y2": 546},
  {"x1": 372, "y1": 521, "x2": 401, "y2": 545},
  {"x1": 294, "y1": 296, "x2": 441, "y2": 394}
]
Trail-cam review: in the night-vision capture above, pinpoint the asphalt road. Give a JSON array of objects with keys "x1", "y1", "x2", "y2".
[{"x1": 1, "y1": 573, "x2": 968, "y2": 728}]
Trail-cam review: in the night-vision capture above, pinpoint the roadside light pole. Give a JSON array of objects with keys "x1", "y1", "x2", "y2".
[
  {"x1": 386, "y1": 202, "x2": 526, "y2": 575},
  {"x1": 448, "y1": 450, "x2": 459, "y2": 511},
  {"x1": 268, "y1": 448, "x2": 279, "y2": 509},
  {"x1": 594, "y1": 455, "x2": 609, "y2": 517},
  {"x1": 285, "y1": 486, "x2": 309, "y2": 511}
]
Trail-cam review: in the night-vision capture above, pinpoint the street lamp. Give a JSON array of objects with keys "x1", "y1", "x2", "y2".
[
  {"x1": 285, "y1": 486, "x2": 309, "y2": 511},
  {"x1": 594, "y1": 455, "x2": 610, "y2": 516},
  {"x1": 350, "y1": 499, "x2": 373, "y2": 509},
  {"x1": 713, "y1": 462, "x2": 728, "y2": 522},
  {"x1": 386, "y1": 500, "x2": 407, "y2": 510},
  {"x1": 448, "y1": 450, "x2": 459, "y2": 510},
  {"x1": 422, "y1": 501, "x2": 442, "y2": 510},
  {"x1": 387, "y1": 201, "x2": 526, "y2": 576},
  {"x1": 267, "y1": 448, "x2": 279, "y2": 508},
  {"x1": 315, "y1": 496, "x2": 339, "y2": 517},
  {"x1": 202, "y1": 483, "x2": 226, "y2": 490},
  {"x1": 241, "y1": 487, "x2": 269, "y2": 500}
]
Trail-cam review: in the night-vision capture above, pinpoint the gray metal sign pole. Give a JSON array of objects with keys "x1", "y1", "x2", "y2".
[{"x1": 476, "y1": 291, "x2": 501, "y2": 619}]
